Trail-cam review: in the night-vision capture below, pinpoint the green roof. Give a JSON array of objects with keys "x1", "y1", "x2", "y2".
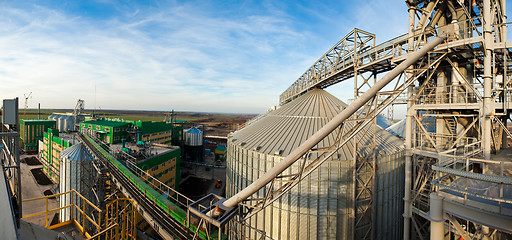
[
  {"x1": 81, "y1": 120, "x2": 131, "y2": 128},
  {"x1": 135, "y1": 121, "x2": 173, "y2": 135}
]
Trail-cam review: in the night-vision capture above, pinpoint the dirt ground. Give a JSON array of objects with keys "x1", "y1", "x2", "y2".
[{"x1": 187, "y1": 114, "x2": 253, "y2": 136}]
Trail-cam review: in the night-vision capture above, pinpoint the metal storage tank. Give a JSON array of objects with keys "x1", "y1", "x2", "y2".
[
  {"x1": 226, "y1": 89, "x2": 405, "y2": 239},
  {"x1": 184, "y1": 127, "x2": 204, "y2": 161},
  {"x1": 59, "y1": 143, "x2": 94, "y2": 222},
  {"x1": 55, "y1": 115, "x2": 64, "y2": 132},
  {"x1": 62, "y1": 115, "x2": 75, "y2": 132},
  {"x1": 185, "y1": 127, "x2": 203, "y2": 146}
]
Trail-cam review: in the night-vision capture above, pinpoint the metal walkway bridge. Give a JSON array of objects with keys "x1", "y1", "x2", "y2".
[{"x1": 279, "y1": 23, "x2": 505, "y2": 105}]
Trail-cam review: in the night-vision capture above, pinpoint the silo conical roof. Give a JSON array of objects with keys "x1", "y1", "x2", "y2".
[
  {"x1": 60, "y1": 143, "x2": 93, "y2": 161},
  {"x1": 185, "y1": 127, "x2": 202, "y2": 133},
  {"x1": 230, "y1": 88, "x2": 403, "y2": 157}
]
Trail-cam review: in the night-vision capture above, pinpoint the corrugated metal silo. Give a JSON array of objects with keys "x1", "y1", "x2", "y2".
[
  {"x1": 62, "y1": 115, "x2": 75, "y2": 132},
  {"x1": 226, "y1": 89, "x2": 404, "y2": 239},
  {"x1": 184, "y1": 127, "x2": 204, "y2": 161},
  {"x1": 59, "y1": 143, "x2": 94, "y2": 222},
  {"x1": 185, "y1": 127, "x2": 203, "y2": 146}
]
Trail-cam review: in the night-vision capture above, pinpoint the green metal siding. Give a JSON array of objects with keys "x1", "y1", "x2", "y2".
[
  {"x1": 80, "y1": 120, "x2": 131, "y2": 144},
  {"x1": 136, "y1": 148, "x2": 180, "y2": 170},
  {"x1": 20, "y1": 119, "x2": 56, "y2": 151},
  {"x1": 136, "y1": 148, "x2": 181, "y2": 190},
  {"x1": 134, "y1": 121, "x2": 173, "y2": 135}
]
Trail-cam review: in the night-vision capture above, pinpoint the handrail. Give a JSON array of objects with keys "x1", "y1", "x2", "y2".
[
  {"x1": 87, "y1": 223, "x2": 119, "y2": 240},
  {"x1": 22, "y1": 189, "x2": 103, "y2": 234}
]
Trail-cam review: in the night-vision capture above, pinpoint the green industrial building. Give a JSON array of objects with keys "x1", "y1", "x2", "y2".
[
  {"x1": 80, "y1": 120, "x2": 131, "y2": 144},
  {"x1": 40, "y1": 128, "x2": 74, "y2": 183},
  {"x1": 136, "y1": 147, "x2": 181, "y2": 190},
  {"x1": 133, "y1": 120, "x2": 176, "y2": 145},
  {"x1": 20, "y1": 119, "x2": 56, "y2": 152},
  {"x1": 80, "y1": 118, "x2": 180, "y2": 145}
]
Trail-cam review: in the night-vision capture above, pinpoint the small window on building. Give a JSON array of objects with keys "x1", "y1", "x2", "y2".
[
  {"x1": 105, "y1": 127, "x2": 110, "y2": 132},
  {"x1": 88, "y1": 125, "x2": 92, "y2": 128},
  {"x1": 114, "y1": 128, "x2": 120, "y2": 132},
  {"x1": 96, "y1": 126, "x2": 101, "y2": 130}
]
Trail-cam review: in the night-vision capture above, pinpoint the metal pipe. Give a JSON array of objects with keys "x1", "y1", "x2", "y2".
[
  {"x1": 222, "y1": 34, "x2": 448, "y2": 209},
  {"x1": 403, "y1": 5, "x2": 416, "y2": 240},
  {"x1": 426, "y1": 3, "x2": 447, "y2": 31},
  {"x1": 404, "y1": 104, "x2": 413, "y2": 240},
  {"x1": 502, "y1": 0, "x2": 507, "y2": 42},
  {"x1": 446, "y1": 0, "x2": 457, "y2": 21},
  {"x1": 417, "y1": 1, "x2": 436, "y2": 31},
  {"x1": 483, "y1": 0, "x2": 492, "y2": 160},
  {"x1": 429, "y1": 192, "x2": 444, "y2": 240}
]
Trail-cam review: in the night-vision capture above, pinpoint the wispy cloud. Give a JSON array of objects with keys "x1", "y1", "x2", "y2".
[{"x1": 0, "y1": 1, "x2": 411, "y2": 113}]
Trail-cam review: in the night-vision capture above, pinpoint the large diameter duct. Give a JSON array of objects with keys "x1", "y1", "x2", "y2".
[
  {"x1": 426, "y1": 3, "x2": 447, "y2": 32},
  {"x1": 417, "y1": 1, "x2": 436, "y2": 31},
  {"x1": 222, "y1": 34, "x2": 448, "y2": 209}
]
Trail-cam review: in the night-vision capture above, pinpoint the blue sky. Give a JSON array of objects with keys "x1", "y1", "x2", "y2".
[{"x1": 1, "y1": 1, "x2": 417, "y2": 113}]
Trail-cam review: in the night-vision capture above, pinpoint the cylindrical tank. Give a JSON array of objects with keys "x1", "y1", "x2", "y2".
[
  {"x1": 62, "y1": 115, "x2": 75, "y2": 132},
  {"x1": 62, "y1": 116, "x2": 69, "y2": 132},
  {"x1": 184, "y1": 127, "x2": 203, "y2": 161},
  {"x1": 185, "y1": 127, "x2": 203, "y2": 146},
  {"x1": 59, "y1": 143, "x2": 94, "y2": 222},
  {"x1": 226, "y1": 89, "x2": 405, "y2": 239},
  {"x1": 56, "y1": 115, "x2": 64, "y2": 132}
]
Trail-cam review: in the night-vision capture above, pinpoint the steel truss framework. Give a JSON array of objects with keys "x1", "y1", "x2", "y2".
[{"x1": 404, "y1": 0, "x2": 512, "y2": 239}]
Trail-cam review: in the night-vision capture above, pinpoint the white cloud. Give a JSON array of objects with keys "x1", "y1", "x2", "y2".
[{"x1": 0, "y1": 1, "x2": 410, "y2": 114}]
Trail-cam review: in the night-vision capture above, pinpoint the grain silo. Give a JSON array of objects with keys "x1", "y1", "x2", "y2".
[
  {"x1": 226, "y1": 89, "x2": 405, "y2": 239},
  {"x1": 59, "y1": 143, "x2": 94, "y2": 222},
  {"x1": 184, "y1": 127, "x2": 204, "y2": 161}
]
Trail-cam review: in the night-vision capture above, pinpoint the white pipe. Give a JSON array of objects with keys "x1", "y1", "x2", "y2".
[
  {"x1": 222, "y1": 34, "x2": 448, "y2": 209},
  {"x1": 502, "y1": 0, "x2": 507, "y2": 42},
  {"x1": 417, "y1": 1, "x2": 436, "y2": 31},
  {"x1": 446, "y1": 0, "x2": 457, "y2": 21},
  {"x1": 427, "y1": 4, "x2": 446, "y2": 31},
  {"x1": 404, "y1": 4, "x2": 416, "y2": 240},
  {"x1": 430, "y1": 193, "x2": 444, "y2": 240},
  {"x1": 483, "y1": 0, "x2": 492, "y2": 160}
]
